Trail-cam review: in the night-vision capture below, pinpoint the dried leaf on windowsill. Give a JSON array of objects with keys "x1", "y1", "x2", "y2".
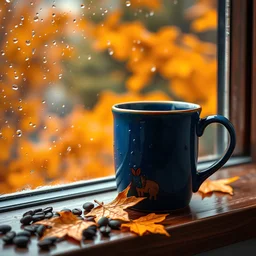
[
  {"x1": 35, "y1": 211, "x2": 96, "y2": 241},
  {"x1": 85, "y1": 184, "x2": 146, "y2": 222},
  {"x1": 199, "y1": 176, "x2": 240, "y2": 195},
  {"x1": 121, "y1": 213, "x2": 170, "y2": 237}
]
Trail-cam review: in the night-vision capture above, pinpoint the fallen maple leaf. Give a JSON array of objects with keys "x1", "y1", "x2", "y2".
[
  {"x1": 35, "y1": 211, "x2": 96, "y2": 241},
  {"x1": 121, "y1": 213, "x2": 170, "y2": 237},
  {"x1": 85, "y1": 184, "x2": 146, "y2": 222},
  {"x1": 199, "y1": 176, "x2": 239, "y2": 195}
]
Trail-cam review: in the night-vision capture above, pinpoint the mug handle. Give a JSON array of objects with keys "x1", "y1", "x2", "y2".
[{"x1": 192, "y1": 115, "x2": 236, "y2": 192}]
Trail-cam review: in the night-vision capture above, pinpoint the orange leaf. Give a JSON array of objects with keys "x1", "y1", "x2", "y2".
[
  {"x1": 86, "y1": 184, "x2": 146, "y2": 222},
  {"x1": 121, "y1": 213, "x2": 170, "y2": 236},
  {"x1": 35, "y1": 211, "x2": 96, "y2": 241},
  {"x1": 199, "y1": 176, "x2": 240, "y2": 195}
]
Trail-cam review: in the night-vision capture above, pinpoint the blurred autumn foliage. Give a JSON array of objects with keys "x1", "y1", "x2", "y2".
[{"x1": 0, "y1": 0, "x2": 217, "y2": 194}]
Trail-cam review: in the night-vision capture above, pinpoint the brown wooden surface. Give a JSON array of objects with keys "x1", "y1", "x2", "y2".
[
  {"x1": 0, "y1": 163, "x2": 256, "y2": 256},
  {"x1": 251, "y1": 0, "x2": 256, "y2": 162},
  {"x1": 229, "y1": 0, "x2": 253, "y2": 156}
]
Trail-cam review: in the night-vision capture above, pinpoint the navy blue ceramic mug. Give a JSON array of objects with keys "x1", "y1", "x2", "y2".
[{"x1": 112, "y1": 101, "x2": 236, "y2": 212}]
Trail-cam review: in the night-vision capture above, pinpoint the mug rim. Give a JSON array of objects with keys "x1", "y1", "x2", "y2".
[{"x1": 112, "y1": 100, "x2": 202, "y2": 114}]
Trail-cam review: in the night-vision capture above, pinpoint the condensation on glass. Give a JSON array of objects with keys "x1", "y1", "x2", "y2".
[{"x1": 0, "y1": 0, "x2": 218, "y2": 194}]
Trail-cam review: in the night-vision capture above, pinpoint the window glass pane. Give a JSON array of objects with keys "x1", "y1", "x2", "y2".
[{"x1": 0, "y1": 0, "x2": 218, "y2": 194}]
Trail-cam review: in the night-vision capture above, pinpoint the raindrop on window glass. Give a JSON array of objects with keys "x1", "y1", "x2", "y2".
[
  {"x1": 16, "y1": 130, "x2": 22, "y2": 137},
  {"x1": 88, "y1": 55, "x2": 91, "y2": 60},
  {"x1": 13, "y1": 38, "x2": 18, "y2": 44},
  {"x1": 1, "y1": 50, "x2": 5, "y2": 56},
  {"x1": 18, "y1": 106, "x2": 23, "y2": 111},
  {"x1": 34, "y1": 16, "x2": 39, "y2": 22},
  {"x1": 6, "y1": 0, "x2": 11, "y2": 3},
  {"x1": 67, "y1": 146, "x2": 71, "y2": 152},
  {"x1": 42, "y1": 100, "x2": 46, "y2": 104},
  {"x1": 108, "y1": 48, "x2": 114, "y2": 55},
  {"x1": 126, "y1": 1, "x2": 131, "y2": 7},
  {"x1": 12, "y1": 84, "x2": 18, "y2": 90},
  {"x1": 25, "y1": 40, "x2": 31, "y2": 46},
  {"x1": 151, "y1": 66, "x2": 156, "y2": 72},
  {"x1": 81, "y1": 4, "x2": 85, "y2": 8}
]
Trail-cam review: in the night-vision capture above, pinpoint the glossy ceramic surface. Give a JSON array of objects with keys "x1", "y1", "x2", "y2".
[{"x1": 112, "y1": 101, "x2": 236, "y2": 211}]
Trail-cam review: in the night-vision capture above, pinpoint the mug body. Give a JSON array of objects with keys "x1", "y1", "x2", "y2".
[{"x1": 112, "y1": 101, "x2": 201, "y2": 212}]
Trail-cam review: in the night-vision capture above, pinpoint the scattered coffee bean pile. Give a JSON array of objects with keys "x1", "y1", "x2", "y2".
[{"x1": 1, "y1": 202, "x2": 122, "y2": 252}]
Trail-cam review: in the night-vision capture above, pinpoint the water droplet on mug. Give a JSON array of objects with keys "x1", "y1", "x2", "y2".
[
  {"x1": 133, "y1": 139, "x2": 136, "y2": 142},
  {"x1": 128, "y1": 129, "x2": 131, "y2": 132},
  {"x1": 131, "y1": 151, "x2": 134, "y2": 155}
]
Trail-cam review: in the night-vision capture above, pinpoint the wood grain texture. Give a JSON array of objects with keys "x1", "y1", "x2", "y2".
[
  {"x1": 0, "y1": 164, "x2": 256, "y2": 256},
  {"x1": 251, "y1": 0, "x2": 256, "y2": 162}
]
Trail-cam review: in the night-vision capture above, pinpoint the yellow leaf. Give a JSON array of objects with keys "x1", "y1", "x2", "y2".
[
  {"x1": 35, "y1": 211, "x2": 96, "y2": 241},
  {"x1": 86, "y1": 184, "x2": 146, "y2": 222},
  {"x1": 199, "y1": 176, "x2": 240, "y2": 195},
  {"x1": 121, "y1": 213, "x2": 170, "y2": 236}
]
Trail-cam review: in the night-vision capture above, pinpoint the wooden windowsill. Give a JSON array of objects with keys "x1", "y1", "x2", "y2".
[{"x1": 1, "y1": 163, "x2": 256, "y2": 256}]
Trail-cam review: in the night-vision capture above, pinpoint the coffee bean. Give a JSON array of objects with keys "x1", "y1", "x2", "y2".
[
  {"x1": 13, "y1": 236, "x2": 29, "y2": 248},
  {"x1": 3, "y1": 236, "x2": 13, "y2": 244},
  {"x1": 72, "y1": 208, "x2": 82, "y2": 216},
  {"x1": 99, "y1": 226, "x2": 111, "y2": 237},
  {"x1": 22, "y1": 210, "x2": 33, "y2": 217},
  {"x1": 2, "y1": 232, "x2": 16, "y2": 244},
  {"x1": 43, "y1": 236, "x2": 58, "y2": 244},
  {"x1": 83, "y1": 202, "x2": 94, "y2": 211},
  {"x1": 45, "y1": 212, "x2": 53, "y2": 219},
  {"x1": 24, "y1": 225, "x2": 37, "y2": 233},
  {"x1": 32, "y1": 214, "x2": 45, "y2": 222},
  {"x1": 20, "y1": 215, "x2": 33, "y2": 225},
  {"x1": 36, "y1": 225, "x2": 46, "y2": 237},
  {"x1": 0, "y1": 224, "x2": 11, "y2": 234},
  {"x1": 43, "y1": 207, "x2": 53, "y2": 214},
  {"x1": 16, "y1": 231, "x2": 31, "y2": 238},
  {"x1": 82, "y1": 229, "x2": 96, "y2": 239},
  {"x1": 87, "y1": 225, "x2": 97, "y2": 232},
  {"x1": 5, "y1": 231, "x2": 16, "y2": 238},
  {"x1": 108, "y1": 220, "x2": 121, "y2": 230},
  {"x1": 84, "y1": 216, "x2": 95, "y2": 222},
  {"x1": 33, "y1": 208, "x2": 42, "y2": 214},
  {"x1": 61, "y1": 208, "x2": 71, "y2": 212},
  {"x1": 34, "y1": 211, "x2": 45, "y2": 216},
  {"x1": 97, "y1": 217, "x2": 109, "y2": 227},
  {"x1": 37, "y1": 239, "x2": 53, "y2": 250}
]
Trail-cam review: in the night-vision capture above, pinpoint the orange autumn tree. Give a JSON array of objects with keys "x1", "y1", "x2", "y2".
[{"x1": 0, "y1": 0, "x2": 217, "y2": 194}]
